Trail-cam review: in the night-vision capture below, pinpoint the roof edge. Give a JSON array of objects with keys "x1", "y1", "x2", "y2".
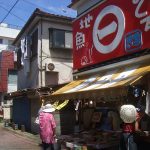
[{"x1": 13, "y1": 8, "x2": 74, "y2": 45}]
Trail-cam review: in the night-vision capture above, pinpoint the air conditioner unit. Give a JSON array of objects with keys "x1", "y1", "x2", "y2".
[{"x1": 45, "y1": 63, "x2": 55, "y2": 71}]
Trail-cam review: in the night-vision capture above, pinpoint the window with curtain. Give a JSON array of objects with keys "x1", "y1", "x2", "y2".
[{"x1": 49, "y1": 28, "x2": 72, "y2": 49}]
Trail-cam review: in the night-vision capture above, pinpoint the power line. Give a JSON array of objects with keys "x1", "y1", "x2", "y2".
[
  {"x1": 22, "y1": 0, "x2": 45, "y2": 9},
  {"x1": 22, "y1": 0, "x2": 52, "y2": 13},
  {"x1": 0, "y1": 5, "x2": 25, "y2": 22},
  {"x1": 0, "y1": 1, "x2": 33, "y2": 13},
  {"x1": 23, "y1": 0, "x2": 74, "y2": 16},
  {"x1": 0, "y1": 0, "x2": 20, "y2": 24}
]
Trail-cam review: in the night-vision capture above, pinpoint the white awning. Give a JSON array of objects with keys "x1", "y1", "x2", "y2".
[{"x1": 50, "y1": 62, "x2": 150, "y2": 100}]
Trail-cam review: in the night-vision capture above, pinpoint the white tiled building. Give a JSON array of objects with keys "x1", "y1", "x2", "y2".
[
  {"x1": 0, "y1": 23, "x2": 20, "y2": 52},
  {"x1": 0, "y1": 23, "x2": 20, "y2": 120}
]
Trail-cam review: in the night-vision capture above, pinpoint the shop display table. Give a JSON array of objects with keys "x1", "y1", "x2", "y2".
[{"x1": 57, "y1": 131, "x2": 121, "y2": 150}]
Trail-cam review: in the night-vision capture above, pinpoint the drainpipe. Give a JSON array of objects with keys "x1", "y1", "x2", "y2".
[{"x1": 40, "y1": 18, "x2": 43, "y2": 87}]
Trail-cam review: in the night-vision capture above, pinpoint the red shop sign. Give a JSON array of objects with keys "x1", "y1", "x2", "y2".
[{"x1": 73, "y1": 0, "x2": 150, "y2": 70}]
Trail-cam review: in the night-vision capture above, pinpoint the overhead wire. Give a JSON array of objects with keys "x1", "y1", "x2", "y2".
[
  {"x1": 0, "y1": 0, "x2": 20, "y2": 24},
  {"x1": 22, "y1": 0, "x2": 41, "y2": 7},
  {"x1": 0, "y1": 5, "x2": 25, "y2": 22},
  {"x1": 0, "y1": 1, "x2": 29, "y2": 12},
  {"x1": 22, "y1": 0, "x2": 46, "y2": 9},
  {"x1": 22, "y1": 0, "x2": 53, "y2": 13}
]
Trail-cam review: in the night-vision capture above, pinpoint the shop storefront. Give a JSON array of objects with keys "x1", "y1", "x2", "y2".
[
  {"x1": 49, "y1": 57, "x2": 150, "y2": 149},
  {"x1": 48, "y1": 0, "x2": 150, "y2": 149}
]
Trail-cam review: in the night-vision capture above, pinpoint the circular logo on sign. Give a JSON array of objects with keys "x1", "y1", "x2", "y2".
[{"x1": 93, "y1": 5, "x2": 125, "y2": 54}]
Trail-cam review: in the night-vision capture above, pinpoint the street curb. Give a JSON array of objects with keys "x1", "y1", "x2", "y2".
[{"x1": 0, "y1": 123, "x2": 41, "y2": 145}]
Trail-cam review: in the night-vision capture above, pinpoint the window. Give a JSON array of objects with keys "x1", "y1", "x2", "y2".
[
  {"x1": 8, "y1": 70, "x2": 17, "y2": 93},
  {"x1": 0, "y1": 38, "x2": 3, "y2": 44},
  {"x1": 49, "y1": 29, "x2": 72, "y2": 49},
  {"x1": 8, "y1": 40, "x2": 13, "y2": 45},
  {"x1": 8, "y1": 70, "x2": 17, "y2": 85},
  {"x1": 31, "y1": 29, "x2": 38, "y2": 58}
]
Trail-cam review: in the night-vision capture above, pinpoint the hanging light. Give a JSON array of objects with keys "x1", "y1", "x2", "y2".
[{"x1": 89, "y1": 100, "x2": 93, "y2": 105}]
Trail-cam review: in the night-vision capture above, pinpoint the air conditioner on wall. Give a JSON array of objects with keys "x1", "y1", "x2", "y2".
[{"x1": 45, "y1": 63, "x2": 55, "y2": 71}]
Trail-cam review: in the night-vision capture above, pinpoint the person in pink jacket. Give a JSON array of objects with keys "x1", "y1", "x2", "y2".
[{"x1": 39, "y1": 104, "x2": 56, "y2": 150}]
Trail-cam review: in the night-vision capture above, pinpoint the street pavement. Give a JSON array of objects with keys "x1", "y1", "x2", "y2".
[{"x1": 0, "y1": 124, "x2": 42, "y2": 150}]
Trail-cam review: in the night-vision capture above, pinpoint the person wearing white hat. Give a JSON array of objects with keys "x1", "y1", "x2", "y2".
[
  {"x1": 39, "y1": 103, "x2": 56, "y2": 150},
  {"x1": 119, "y1": 105, "x2": 137, "y2": 150}
]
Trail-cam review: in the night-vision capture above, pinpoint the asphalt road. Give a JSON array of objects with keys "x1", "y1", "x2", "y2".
[{"x1": 0, "y1": 125, "x2": 42, "y2": 150}]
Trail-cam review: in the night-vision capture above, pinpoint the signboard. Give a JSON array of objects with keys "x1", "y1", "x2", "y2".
[{"x1": 73, "y1": 0, "x2": 150, "y2": 70}]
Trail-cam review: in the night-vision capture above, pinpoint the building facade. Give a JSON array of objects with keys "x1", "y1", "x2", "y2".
[
  {"x1": 51, "y1": 0, "x2": 150, "y2": 148},
  {"x1": 0, "y1": 23, "x2": 20, "y2": 120},
  {"x1": 0, "y1": 23, "x2": 20, "y2": 52},
  {"x1": 11, "y1": 8, "x2": 74, "y2": 133},
  {"x1": 47, "y1": 1, "x2": 150, "y2": 148},
  {"x1": 14, "y1": 8, "x2": 73, "y2": 90}
]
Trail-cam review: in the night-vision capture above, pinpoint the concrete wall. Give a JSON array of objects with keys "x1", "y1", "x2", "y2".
[
  {"x1": 18, "y1": 19, "x2": 73, "y2": 89},
  {"x1": 17, "y1": 23, "x2": 39, "y2": 90},
  {"x1": 38, "y1": 20, "x2": 73, "y2": 86},
  {"x1": 18, "y1": 57, "x2": 38, "y2": 89}
]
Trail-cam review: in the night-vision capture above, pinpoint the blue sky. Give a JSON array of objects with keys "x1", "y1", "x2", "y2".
[{"x1": 0, "y1": 0, "x2": 76, "y2": 28}]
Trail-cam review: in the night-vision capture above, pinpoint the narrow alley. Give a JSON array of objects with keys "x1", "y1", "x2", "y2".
[{"x1": 0, "y1": 125, "x2": 41, "y2": 150}]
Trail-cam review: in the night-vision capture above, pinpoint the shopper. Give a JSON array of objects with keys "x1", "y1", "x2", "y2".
[
  {"x1": 39, "y1": 103, "x2": 56, "y2": 150},
  {"x1": 119, "y1": 105, "x2": 137, "y2": 150}
]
